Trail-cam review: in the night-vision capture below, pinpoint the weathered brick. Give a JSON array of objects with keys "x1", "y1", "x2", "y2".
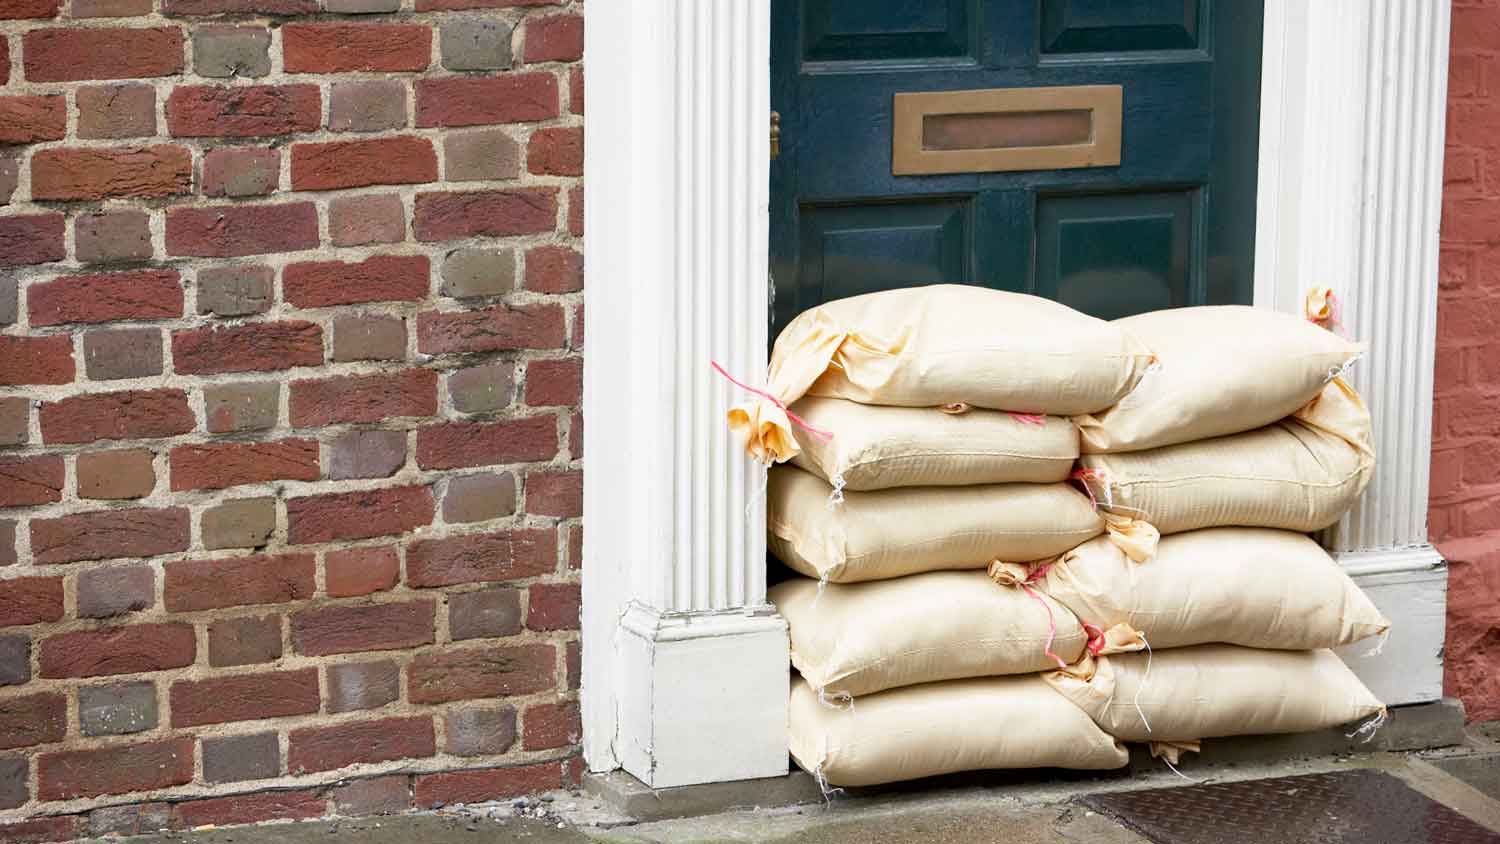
[
  {"x1": 325, "y1": 546, "x2": 399, "y2": 598},
  {"x1": 525, "y1": 357, "x2": 581, "y2": 407},
  {"x1": 287, "y1": 485, "x2": 434, "y2": 544},
  {"x1": 193, "y1": 26, "x2": 270, "y2": 78},
  {"x1": 527, "y1": 127, "x2": 582, "y2": 176},
  {"x1": 166, "y1": 85, "x2": 321, "y2": 138},
  {"x1": 31, "y1": 145, "x2": 190, "y2": 201},
  {"x1": 87, "y1": 804, "x2": 172, "y2": 838},
  {"x1": 76, "y1": 84, "x2": 156, "y2": 139},
  {"x1": 443, "y1": 129, "x2": 521, "y2": 182},
  {"x1": 78, "y1": 680, "x2": 157, "y2": 736},
  {"x1": 167, "y1": 202, "x2": 319, "y2": 257},
  {"x1": 329, "y1": 430, "x2": 407, "y2": 481},
  {"x1": 570, "y1": 65, "x2": 583, "y2": 114},
  {"x1": 329, "y1": 194, "x2": 406, "y2": 246},
  {"x1": 0, "y1": 214, "x2": 65, "y2": 267},
  {"x1": 332, "y1": 775, "x2": 410, "y2": 816},
  {"x1": 0, "y1": 336, "x2": 74, "y2": 386},
  {"x1": 38, "y1": 738, "x2": 193, "y2": 800},
  {"x1": 75, "y1": 210, "x2": 153, "y2": 263},
  {"x1": 0, "y1": 95, "x2": 66, "y2": 143},
  {"x1": 291, "y1": 137, "x2": 438, "y2": 191},
  {"x1": 0, "y1": 398, "x2": 26, "y2": 446},
  {"x1": 416, "y1": 0, "x2": 559, "y2": 8},
  {"x1": 449, "y1": 585, "x2": 521, "y2": 640},
  {"x1": 413, "y1": 760, "x2": 568, "y2": 808},
  {"x1": 283, "y1": 23, "x2": 431, "y2": 73},
  {"x1": 0, "y1": 817, "x2": 82, "y2": 844},
  {"x1": 284, "y1": 255, "x2": 430, "y2": 308},
  {"x1": 522, "y1": 700, "x2": 579, "y2": 750},
  {"x1": 440, "y1": 248, "x2": 515, "y2": 298},
  {"x1": 170, "y1": 668, "x2": 319, "y2": 727},
  {"x1": 0, "y1": 755, "x2": 26, "y2": 809},
  {"x1": 76, "y1": 565, "x2": 155, "y2": 617},
  {"x1": 172, "y1": 321, "x2": 323, "y2": 373},
  {"x1": 406, "y1": 527, "x2": 555, "y2": 587},
  {"x1": 525, "y1": 245, "x2": 583, "y2": 294},
  {"x1": 0, "y1": 577, "x2": 63, "y2": 628},
  {"x1": 0, "y1": 158, "x2": 16, "y2": 205},
  {"x1": 77, "y1": 448, "x2": 155, "y2": 499},
  {"x1": 0, "y1": 277, "x2": 12, "y2": 325},
  {"x1": 40, "y1": 389, "x2": 193, "y2": 444},
  {"x1": 23, "y1": 26, "x2": 182, "y2": 81},
  {"x1": 197, "y1": 265, "x2": 274, "y2": 316},
  {"x1": 31, "y1": 508, "x2": 189, "y2": 564},
  {"x1": 325, "y1": 0, "x2": 398, "y2": 11},
  {"x1": 288, "y1": 716, "x2": 435, "y2": 774},
  {"x1": 0, "y1": 635, "x2": 28, "y2": 686},
  {"x1": 164, "y1": 553, "x2": 315, "y2": 612},
  {"x1": 0, "y1": 522, "x2": 12, "y2": 566},
  {"x1": 170, "y1": 439, "x2": 320, "y2": 490},
  {"x1": 415, "y1": 74, "x2": 559, "y2": 127},
  {"x1": 290, "y1": 370, "x2": 438, "y2": 426},
  {"x1": 201, "y1": 497, "x2": 277, "y2": 550},
  {"x1": 202, "y1": 733, "x2": 279, "y2": 784},
  {"x1": 38, "y1": 623, "x2": 194, "y2": 678},
  {"x1": 325, "y1": 660, "x2": 399, "y2": 712},
  {"x1": 329, "y1": 80, "x2": 407, "y2": 133},
  {"x1": 528, "y1": 582, "x2": 580, "y2": 631},
  {"x1": 72, "y1": 0, "x2": 152, "y2": 16},
  {"x1": 524, "y1": 13, "x2": 582, "y2": 63},
  {"x1": 0, "y1": 455, "x2": 64, "y2": 507},
  {"x1": 417, "y1": 303, "x2": 567, "y2": 355},
  {"x1": 566, "y1": 639, "x2": 580, "y2": 690},
  {"x1": 82, "y1": 329, "x2": 163, "y2": 381},
  {"x1": 444, "y1": 472, "x2": 517, "y2": 523},
  {"x1": 291, "y1": 599, "x2": 435, "y2": 656},
  {"x1": 526, "y1": 469, "x2": 581, "y2": 518},
  {"x1": 569, "y1": 184, "x2": 583, "y2": 236},
  {"x1": 173, "y1": 790, "x2": 326, "y2": 828},
  {"x1": 449, "y1": 361, "x2": 514, "y2": 414},
  {"x1": 202, "y1": 147, "x2": 280, "y2": 197},
  {"x1": 29, "y1": 268, "x2": 182, "y2": 327},
  {"x1": 444, "y1": 706, "x2": 516, "y2": 756},
  {"x1": 416, "y1": 416, "x2": 558, "y2": 469},
  {"x1": 208, "y1": 613, "x2": 282, "y2": 667},
  {"x1": 0, "y1": 693, "x2": 65, "y2": 750},
  {"x1": 204, "y1": 382, "x2": 279, "y2": 432},
  {"x1": 441, "y1": 19, "x2": 512, "y2": 71},
  {"x1": 332, "y1": 314, "x2": 407, "y2": 362},
  {"x1": 0, "y1": 0, "x2": 59, "y2": 18},
  {"x1": 164, "y1": 0, "x2": 314, "y2": 11}
]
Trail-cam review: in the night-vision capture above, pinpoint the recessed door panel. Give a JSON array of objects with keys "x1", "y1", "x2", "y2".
[
  {"x1": 803, "y1": 0, "x2": 976, "y2": 63},
  {"x1": 1041, "y1": 0, "x2": 1201, "y2": 55},
  {"x1": 1036, "y1": 191, "x2": 1194, "y2": 320},
  {"x1": 798, "y1": 199, "x2": 970, "y2": 306}
]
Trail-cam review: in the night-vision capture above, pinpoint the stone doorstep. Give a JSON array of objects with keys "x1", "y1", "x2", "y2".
[{"x1": 583, "y1": 698, "x2": 1471, "y2": 824}]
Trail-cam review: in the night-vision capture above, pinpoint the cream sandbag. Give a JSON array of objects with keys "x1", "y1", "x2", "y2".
[
  {"x1": 787, "y1": 397, "x2": 1078, "y2": 491},
  {"x1": 1075, "y1": 306, "x2": 1363, "y2": 453},
  {"x1": 995, "y1": 529, "x2": 1389, "y2": 652},
  {"x1": 1045, "y1": 645, "x2": 1384, "y2": 745},
  {"x1": 770, "y1": 571, "x2": 1085, "y2": 698},
  {"x1": 1077, "y1": 378, "x2": 1374, "y2": 534},
  {"x1": 729, "y1": 285, "x2": 1154, "y2": 464},
  {"x1": 789, "y1": 675, "x2": 1129, "y2": 787},
  {"x1": 768, "y1": 465, "x2": 1109, "y2": 583}
]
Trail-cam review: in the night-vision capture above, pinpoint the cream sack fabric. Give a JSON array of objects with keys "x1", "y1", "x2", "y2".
[
  {"x1": 789, "y1": 675, "x2": 1129, "y2": 787},
  {"x1": 770, "y1": 571, "x2": 1086, "y2": 698},
  {"x1": 1075, "y1": 305, "x2": 1363, "y2": 453},
  {"x1": 768, "y1": 465, "x2": 1105, "y2": 583},
  {"x1": 1045, "y1": 645, "x2": 1384, "y2": 745},
  {"x1": 788, "y1": 397, "x2": 1078, "y2": 491},
  {"x1": 728, "y1": 285, "x2": 1154, "y2": 464},
  {"x1": 1001, "y1": 529, "x2": 1389, "y2": 652},
  {"x1": 1077, "y1": 378, "x2": 1375, "y2": 534}
]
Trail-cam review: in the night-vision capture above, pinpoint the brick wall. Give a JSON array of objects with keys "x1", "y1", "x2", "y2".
[
  {"x1": 0, "y1": 0, "x2": 584, "y2": 836},
  {"x1": 1435, "y1": 1, "x2": 1500, "y2": 724}
]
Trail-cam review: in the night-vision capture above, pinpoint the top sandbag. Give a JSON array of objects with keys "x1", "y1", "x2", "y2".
[
  {"x1": 728, "y1": 285, "x2": 1154, "y2": 464},
  {"x1": 1075, "y1": 306, "x2": 1363, "y2": 453}
]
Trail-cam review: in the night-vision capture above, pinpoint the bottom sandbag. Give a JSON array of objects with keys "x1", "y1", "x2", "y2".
[
  {"x1": 1044, "y1": 644, "x2": 1384, "y2": 745},
  {"x1": 789, "y1": 675, "x2": 1129, "y2": 787}
]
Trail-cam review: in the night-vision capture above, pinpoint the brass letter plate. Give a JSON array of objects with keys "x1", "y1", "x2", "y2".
[{"x1": 892, "y1": 85, "x2": 1122, "y2": 176}]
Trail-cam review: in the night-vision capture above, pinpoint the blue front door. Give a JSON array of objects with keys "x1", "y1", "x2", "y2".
[{"x1": 770, "y1": 0, "x2": 1264, "y2": 334}]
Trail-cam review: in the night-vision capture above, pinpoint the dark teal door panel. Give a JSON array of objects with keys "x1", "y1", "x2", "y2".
[
  {"x1": 799, "y1": 199, "x2": 972, "y2": 306},
  {"x1": 802, "y1": 0, "x2": 977, "y2": 62},
  {"x1": 1041, "y1": 0, "x2": 1201, "y2": 54},
  {"x1": 1036, "y1": 190, "x2": 1195, "y2": 319}
]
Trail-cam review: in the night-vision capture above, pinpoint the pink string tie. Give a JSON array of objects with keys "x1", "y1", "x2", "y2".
[
  {"x1": 1069, "y1": 468, "x2": 1104, "y2": 510},
  {"x1": 710, "y1": 360, "x2": 834, "y2": 442},
  {"x1": 1008, "y1": 412, "x2": 1047, "y2": 426},
  {"x1": 1021, "y1": 582, "x2": 1068, "y2": 671}
]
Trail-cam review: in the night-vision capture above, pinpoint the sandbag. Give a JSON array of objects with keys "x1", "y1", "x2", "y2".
[
  {"x1": 787, "y1": 397, "x2": 1078, "y2": 491},
  {"x1": 1045, "y1": 645, "x2": 1384, "y2": 746},
  {"x1": 789, "y1": 675, "x2": 1129, "y2": 787},
  {"x1": 770, "y1": 571, "x2": 1085, "y2": 698},
  {"x1": 768, "y1": 465, "x2": 1116, "y2": 583},
  {"x1": 993, "y1": 528, "x2": 1389, "y2": 652},
  {"x1": 730, "y1": 285, "x2": 1154, "y2": 464},
  {"x1": 1075, "y1": 305, "x2": 1363, "y2": 453},
  {"x1": 1077, "y1": 378, "x2": 1374, "y2": 534}
]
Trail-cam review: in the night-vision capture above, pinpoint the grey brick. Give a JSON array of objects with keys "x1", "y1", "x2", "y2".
[
  {"x1": 197, "y1": 265, "x2": 273, "y2": 317},
  {"x1": 77, "y1": 565, "x2": 154, "y2": 618},
  {"x1": 326, "y1": 661, "x2": 399, "y2": 714},
  {"x1": 443, "y1": 706, "x2": 516, "y2": 757},
  {"x1": 323, "y1": 0, "x2": 399, "y2": 12},
  {"x1": 201, "y1": 497, "x2": 276, "y2": 550},
  {"x1": 329, "y1": 429, "x2": 406, "y2": 480},
  {"x1": 443, "y1": 472, "x2": 516, "y2": 524},
  {"x1": 331, "y1": 314, "x2": 406, "y2": 362},
  {"x1": 448, "y1": 586, "x2": 521, "y2": 641},
  {"x1": 443, "y1": 129, "x2": 520, "y2": 183},
  {"x1": 0, "y1": 275, "x2": 15, "y2": 326},
  {"x1": 75, "y1": 210, "x2": 152, "y2": 264},
  {"x1": 208, "y1": 614, "x2": 283, "y2": 667},
  {"x1": 79, "y1": 681, "x2": 158, "y2": 736},
  {"x1": 441, "y1": 19, "x2": 512, "y2": 71},
  {"x1": 329, "y1": 80, "x2": 407, "y2": 133},
  {"x1": 203, "y1": 382, "x2": 279, "y2": 433},
  {"x1": 193, "y1": 26, "x2": 271, "y2": 78},
  {"x1": 0, "y1": 158, "x2": 16, "y2": 205},
  {"x1": 0, "y1": 756, "x2": 25, "y2": 811},
  {"x1": 0, "y1": 397, "x2": 27, "y2": 446},
  {"x1": 89, "y1": 803, "x2": 171, "y2": 837},
  {"x1": 440, "y1": 248, "x2": 515, "y2": 298},
  {"x1": 82, "y1": 328, "x2": 163, "y2": 381},
  {"x1": 203, "y1": 732, "x2": 279, "y2": 783},
  {"x1": 0, "y1": 635, "x2": 28, "y2": 687},
  {"x1": 448, "y1": 361, "x2": 514, "y2": 413}
]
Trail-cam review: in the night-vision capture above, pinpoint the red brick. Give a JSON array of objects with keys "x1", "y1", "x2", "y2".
[
  {"x1": 0, "y1": 95, "x2": 65, "y2": 144},
  {"x1": 170, "y1": 440, "x2": 320, "y2": 491},
  {"x1": 570, "y1": 65, "x2": 583, "y2": 114},
  {"x1": 167, "y1": 84, "x2": 320, "y2": 138},
  {"x1": 1448, "y1": 391, "x2": 1500, "y2": 438},
  {"x1": 0, "y1": 336, "x2": 72, "y2": 386},
  {"x1": 1, "y1": 455, "x2": 62, "y2": 510},
  {"x1": 167, "y1": 202, "x2": 319, "y2": 257},
  {"x1": 289, "y1": 716, "x2": 434, "y2": 775},
  {"x1": 291, "y1": 137, "x2": 437, "y2": 192},
  {"x1": 567, "y1": 523, "x2": 581, "y2": 570},
  {"x1": 417, "y1": 303, "x2": 566, "y2": 355},
  {"x1": 569, "y1": 410, "x2": 582, "y2": 459},
  {"x1": 527, "y1": 582, "x2": 579, "y2": 631},
  {"x1": 0, "y1": 0, "x2": 58, "y2": 18},
  {"x1": 1443, "y1": 196, "x2": 1500, "y2": 244},
  {"x1": 38, "y1": 738, "x2": 192, "y2": 800},
  {"x1": 325, "y1": 546, "x2": 399, "y2": 598},
  {"x1": 283, "y1": 255, "x2": 430, "y2": 308},
  {"x1": 0, "y1": 577, "x2": 64, "y2": 628},
  {"x1": 407, "y1": 643, "x2": 555, "y2": 704},
  {"x1": 0, "y1": 213, "x2": 65, "y2": 267},
  {"x1": 0, "y1": 693, "x2": 65, "y2": 751},
  {"x1": 406, "y1": 527, "x2": 556, "y2": 588},
  {"x1": 39, "y1": 389, "x2": 193, "y2": 444},
  {"x1": 30, "y1": 146, "x2": 190, "y2": 201},
  {"x1": 413, "y1": 760, "x2": 567, "y2": 807},
  {"x1": 287, "y1": 485, "x2": 435, "y2": 545},
  {"x1": 23, "y1": 27, "x2": 182, "y2": 82},
  {"x1": 164, "y1": 553, "x2": 316, "y2": 612},
  {"x1": 292, "y1": 600, "x2": 434, "y2": 656},
  {"x1": 283, "y1": 23, "x2": 430, "y2": 73},
  {"x1": 522, "y1": 700, "x2": 579, "y2": 750},
  {"x1": 524, "y1": 245, "x2": 583, "y2": 294},
  {"x1": 571, "y1": 302, "x2": 582, "y2": 349},
  {"x1": 524, "y1": 14, "x2": 581, "y2": 63},
  {"x1": 1452, "y1": 6, "x2": 1500, "y2": 52},
  {"x1": 416, "y1": 416, "x2": 558, "y2": 470},
  {"x1": 172, "y1": 321, "x2": 323, "y2": 374},
  {"x1": 38, "y1": 623, "x2": 194, "y2": 678},
  {"x1": 28, "y1": 269, "x2": 182, "y2": 326},
  {"x1": 290, "y1": 370, "x2": 438, "y2": 426},
  {"x1": 172, "y1": 791, "x2": 326, "y2": 829},
  {"x1": 164, "y1": 0, "x2": 315, "y2": 11},
  {"x1": 0, "y1": 817, "x2": 80, "y2": 844},
  {"x1": 566, "y1": 639, "x2": 580, "y2": 690},
  {"x1": 30, "y1": 508, "x2": 189, "y2": 564},
  {"x1": 568, "y1": 185, "x2": 583, "y2": 236},
  {"x1": 202, "y1": 147, "x2": 280, "y2": 197},
  {"x1": 170, "y1": 668, "x2": 320, "y2": 727},
  {"x1": 525, "y1": 357, "x2": 581, "y2": 407},
  {"x1": 415, "y1": 74, "x2": 559, "y2": 128},
  {"x1": 525, "y1": 470, "x2": 581, "y2": 518}
]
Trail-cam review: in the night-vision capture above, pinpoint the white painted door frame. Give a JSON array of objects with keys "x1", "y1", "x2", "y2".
[{"x1": 583, "y1": 0, "x2": 1453, "y2": 786}]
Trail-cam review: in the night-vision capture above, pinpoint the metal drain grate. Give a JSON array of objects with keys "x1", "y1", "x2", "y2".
[{"x1": 1083, "y1": 769, "x2": 1500, "y2": 844}]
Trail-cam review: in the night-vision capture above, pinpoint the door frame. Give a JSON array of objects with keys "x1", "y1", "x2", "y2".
[{"x1": 582, "y1": 0, "x2": 1451, "y2": 784}]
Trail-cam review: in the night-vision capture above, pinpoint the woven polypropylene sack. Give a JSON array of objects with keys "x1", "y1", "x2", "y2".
[
  {"x1": 1075, "y1": 305, "x2": 1363, "y2": 453},
  {"x1": 770, "y1": 570, "x2": 1085, "y2": 698},
  {"x1": 789, "y1": 674, "x2": 1129, "y2": 787},
  {"x1": 729, "y1": 285, "x2": 1153, "y2": 464}
]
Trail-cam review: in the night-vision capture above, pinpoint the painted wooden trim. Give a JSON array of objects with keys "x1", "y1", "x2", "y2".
[{"x1": 891, "y1": 85, "x2": 1121, "y2": 175}]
